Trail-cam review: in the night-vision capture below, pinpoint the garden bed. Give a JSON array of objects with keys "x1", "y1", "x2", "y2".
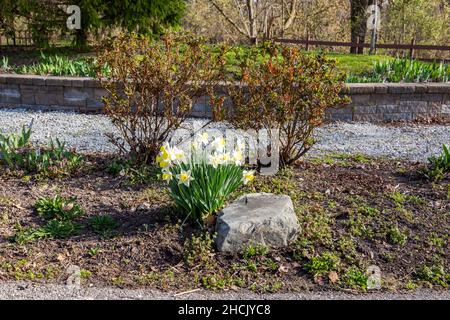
[{"x1": 0, "y1": 154, "x2": 448, "y2": 292}]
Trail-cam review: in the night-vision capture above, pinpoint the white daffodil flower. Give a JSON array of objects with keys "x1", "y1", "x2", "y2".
[
  {"x1": 191, "y1": 139, "x2": 200, "y2": 151},
  {"x1": 212, "y1": 136, "x2": 226, "y2": 152},
  {"x1": 161, "y1": 170, "x2": 173, "y2": 183},
  {"x1": 232, "y1": 149, "x2": 244, "y2": 165},
  {"x1": 171, "y1": 146, "x2": 185, "y2": 163},
  {"x1": 208, "y1": 154, "x2": 221, "y2": 168},
  {"x1": 177, "y1": 170, "x2": 194, "y2": 187},
  {"x1": 219, "y1": 152, "x2": 231, "y2": 165},
  {"x1": 236, "y1": 138, "x2": 245, "y2": 151},
  {"x1": 242, "y1": 170, "x2": 255, "y2": 185},
  {"x1": 199, "y1": 132, "x2": 209, "y2": 146}
]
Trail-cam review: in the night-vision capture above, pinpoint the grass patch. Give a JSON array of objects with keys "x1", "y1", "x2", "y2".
[
  {"x1": 88, "y1": 215, "x2": 118, "y2": 237},
  {"x1": 35, "y1": 196, "x2": 84, "y2": 221},
  {"x1": 326, "y1": 52, "x2": 392, "y2": 76}
]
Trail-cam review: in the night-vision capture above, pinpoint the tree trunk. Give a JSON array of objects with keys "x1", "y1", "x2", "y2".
[
  {"x1": 74, "y1": 28, "x2": 88, "y2": 48},
  {"x1": 350, "y1": 0, "x2": 370, "y2": 54},
  {"x1": 246, "y1": 0, "x2": 257, "y2": 44}
]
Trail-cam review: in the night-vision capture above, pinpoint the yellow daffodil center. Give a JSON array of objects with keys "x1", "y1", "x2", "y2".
[
  {"x1": 244, "y1": 172, "x2": 254, "y2": 182},
  {"x1": 179, "y1": 172, "x2": 189, "y2": 182},
  {"x1": 159, "y1": 161, "x2": 170, "y2": 168},
  {"x1": 162, "y1": 172, "x2": 172, "y2": 181}
]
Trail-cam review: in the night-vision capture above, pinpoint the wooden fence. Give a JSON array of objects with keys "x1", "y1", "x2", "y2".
[{"x1": 274, "y1": 37, "x2": 450, "y2": 59}]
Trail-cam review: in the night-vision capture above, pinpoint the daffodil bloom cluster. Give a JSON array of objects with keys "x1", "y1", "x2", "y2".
[
  {"x1": 156, "y1": 133, "x2": 254, "y2": 187},
  {"x1": 157, "y1": 133, "x2": 256, "y2": 224},
  {"x1": 207, "y1": 135, "x2": 245, "y2": 168},
  {"x1": 156, "y1": 143, "x2": 186, "y2": 169}
]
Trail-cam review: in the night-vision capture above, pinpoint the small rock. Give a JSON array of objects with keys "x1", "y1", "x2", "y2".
[
  {"x1": 328, "y1": 271, "x2": 339, "y2": 283},
  {"x1": 135, "y1": 202, "x2": 151, "y2": 211},
  {"x1": 215, "y1": 193, "x2": 300, "y2": 252}
]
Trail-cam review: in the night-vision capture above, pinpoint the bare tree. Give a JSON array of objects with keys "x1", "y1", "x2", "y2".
[
  {"x1": 349, "y1": 0, "x2": 370, "y2": 53},
  {"x1": 210, "y1": 0, "x2": 298, "y2": 43}
]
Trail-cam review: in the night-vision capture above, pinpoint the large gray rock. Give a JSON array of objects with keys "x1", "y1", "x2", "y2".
[{"x1": 215, "y1": 193, "x2": 300, "y2": 252}]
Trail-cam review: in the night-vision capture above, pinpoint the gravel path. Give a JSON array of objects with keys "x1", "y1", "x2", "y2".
[
  {"x1": 0, "y1": 281, "x2": 448, "y2": 300},
  {"x1": 0, "y1": 109, "x2": 449, "y2": 162}
]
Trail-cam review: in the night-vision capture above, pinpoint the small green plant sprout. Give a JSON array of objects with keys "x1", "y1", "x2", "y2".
[
  {"x1": 421, "y1": 144, "x2": 450, "y2": 181},
  {"x1": 35, "y1": 196, "x2": 84, "y2": 221},
  {"x1": 106, "y1": 159, "x2": 130, "y2": 176},
  {"x1": 357, "y1": 204, "x2": 380, "y2": 217},
  {"x1": 304, "y1": 251, "x2": 340, "y2": 276},
  {"x1": 13, "y1": 219, "x2": 81, "y2": 243},
  {"x1": 42, "y1": 219, "x2": 82, "y2": 239},
  {"x1": 88, "y1": 247, "x2": 101, "y2": 257},
  {"x1": 183, "y1": 233, "x2": 214, "y2": 268},
  {"x1": 0, "y1": 123, "x2": 32, "y2": 166},
  {"x1": 157, "y1": 136, "x2": 254, "y2": 226},
  {"x1": 0, "y1": 124, "x2": 83, "y2": 177},
  {"x1": 89, "y1": 215, "x2": 119, "y2": 237},
  {"x1": 1, "y1": 56, "x2": 10, "y2": 71},
  {"x1": 387, "y1": 226, "x2": 408, "y2": 246},
  {"x1": 405, "y1": 280, "x2": 418, "y2": 290},
  {"x1": 202, "y1": 275, "x2": 227, "y2": 290},
  {"x1": 13, "y1": 225, "x2": 49, "y2": 245},
  {"x1": 389, "y1": 191, "x2": 423, "y2": 207},
  {"x1": 416, "y1": 264, "x2": 449, "y2": 287},
  {"x1": 242, "y1": 244, "x2": 269, "y2": 260},
  {"x1": 342, "y1": 266, "x2": 368, "y2": 290},
  {"x1": 80, "y1": 269, "x2": 92, "y2": 279},
  {"x1": 389, "y1": 191, "x2": 406, "y2": 206}
]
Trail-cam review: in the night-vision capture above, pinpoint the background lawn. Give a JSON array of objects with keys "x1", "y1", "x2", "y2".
[
  {"x1": 326, "y1": 53, "x2": 393, "y2": 76},
  {"x1": 1, "y1": 46, "x2": 448, "y2": 82}
]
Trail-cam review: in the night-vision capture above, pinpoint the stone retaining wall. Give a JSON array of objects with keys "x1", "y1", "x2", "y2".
[
  {"x1": 328, "y1": 83, "x2": 450, "y2": 122},
  {"x1": 1, "y1": 74, "x2": 449, "y2": 122}
]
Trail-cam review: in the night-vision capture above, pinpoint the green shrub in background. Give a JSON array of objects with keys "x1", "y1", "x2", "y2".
[
  {"x1": 223, "y1": 43, "x2": 349, "y2": 166},
  {"x1": 2, "y1": 47, "x2": 449, "y2": 83},
  {"x1": 96, "y1": 32, "x2": 224, "y2": 164}
]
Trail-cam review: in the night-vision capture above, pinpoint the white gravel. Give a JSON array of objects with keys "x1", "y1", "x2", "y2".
[
  {"x1": 1, "y1": 281, "x2": 449, "y2": 300},
  {"x1": 0, "y1": 109, "x2": 449, "y2": 162}
]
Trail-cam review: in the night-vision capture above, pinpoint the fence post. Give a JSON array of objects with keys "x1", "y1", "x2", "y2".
[
  {"x1": 354, "y1": 36, "x2": 360, "y2": 54},
  {"x1": 305, "y1": 33, "x2": 310, "y2": 52},
  {"x1": 409, "y1": 37, "x2": 416, "y2": 59}
]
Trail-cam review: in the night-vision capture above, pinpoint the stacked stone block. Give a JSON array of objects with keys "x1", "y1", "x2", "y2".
[{"x1": 1, "y1": 74, "x2": 449, "y2": 122}]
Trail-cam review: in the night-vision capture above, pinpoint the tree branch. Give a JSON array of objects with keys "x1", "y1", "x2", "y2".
[
  {"x1": 210, "y1": 1, "x2": 250, "y2": 38},
  {"x1": 283, "y1": 0, "x2": 297, "y2": 31}
]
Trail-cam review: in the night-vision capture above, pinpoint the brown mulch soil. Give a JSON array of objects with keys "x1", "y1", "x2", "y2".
[{"x1": 0, "y1": 155, "x2": 448, "y2": 293}]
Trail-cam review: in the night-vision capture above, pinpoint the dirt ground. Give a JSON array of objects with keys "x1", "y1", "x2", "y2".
[{"x1": 0, "y1": 154, "x2": 448, "y2": 293}]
